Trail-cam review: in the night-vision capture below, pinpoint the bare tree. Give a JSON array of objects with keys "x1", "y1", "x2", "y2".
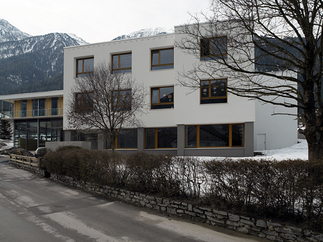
[
  {"x1": 177, "y1": 0, "x2": 323, "y2": 161},
  {"x1": 68, "y1": 62, "x2": 146, "y2": 151}
]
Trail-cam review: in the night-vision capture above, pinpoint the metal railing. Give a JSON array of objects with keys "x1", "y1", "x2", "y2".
[
  {"x1": 1, "y1": 108, "x2": 63, "y2": 119},
  {"x1": 10, "y1": 154, "x2": 39, "y2": 167}
]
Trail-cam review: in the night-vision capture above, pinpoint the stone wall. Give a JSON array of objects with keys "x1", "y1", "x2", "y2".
[{"x1": 9, "y1": 161, "x2": 323, "y2": 242}]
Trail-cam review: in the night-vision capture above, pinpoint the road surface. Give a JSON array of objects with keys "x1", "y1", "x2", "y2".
[{"x1": 0, "y1": 157, "x2": 266, "y2": 242}]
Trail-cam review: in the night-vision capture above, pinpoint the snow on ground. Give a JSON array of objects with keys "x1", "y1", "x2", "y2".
[{"x1": 0, "y1": 139, "x2": 13, "y2": 151}]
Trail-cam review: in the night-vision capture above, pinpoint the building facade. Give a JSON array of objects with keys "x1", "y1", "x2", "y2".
[
  {"x1": 0, "y1": 91, "x2": 64, "y2": 150},
  {"x1": 62, "y1": 25, "x2": 297, "y2": 156},
  {"x1": 0, "y1": 24, "x2": 297, "y2": 156}
]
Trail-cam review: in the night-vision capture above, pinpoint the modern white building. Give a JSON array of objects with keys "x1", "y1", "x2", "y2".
[{"x1": 0, "y1": 23, "x2": 297, "y2": 156}]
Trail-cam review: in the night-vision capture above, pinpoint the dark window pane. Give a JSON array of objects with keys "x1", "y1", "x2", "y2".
[
  {"x1": 120, "y1": 54, "x2": 132, "y2": 69},
  {"x1": 200, "y1": 125, "x2": 229, "y2": 147},
  {"x1": 210, "y1": 37, "x2": 227, "y2": 56},
  {"x1": 152, "y1": 50, "x2": 159, "y2": 66},
  {"x1": 232, "y1": 124, "x2": 244, "y2": 146},
  {"x1": 145, "y1": 129, "x2": 155, "y2": 149},
  {"x1": 186, "y1": 126, "x2": 197, "y2": 147},
  {"x1": 157, "y1": 128, "x2": 177, "y2": 148},
  {"x1": 200, "y1": 39, "x2": 210, "y2": 57},
  {"x1": 159, "y1": 87, "x2": 174, "y2": 103},
  {"x1": 21, "y1": 100, "x2": 27, "y2": 117},
  {"x1": 51, "y1": 98, "x2": 58, "y2": 115},
  {"x1": 152, "y1": 89, "x2": 159, "y2": 104},
  {"x1": 117, "y1": 129, "x2": 137, "y2": 148},
  {"x1": 160, "y1": 49, "x2": 173, "y2": 65},
  {"x1": 77, "y1": 59, "x2": 83, "y2": 73},
  {"x1": 84, "y1": 58, "x2": 94, "y2": 72},
  {"x1": 112, "y1": 55, "x2": 119, "y2": 69}
]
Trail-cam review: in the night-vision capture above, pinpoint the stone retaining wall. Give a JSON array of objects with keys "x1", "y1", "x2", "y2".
[{"x1": 9, "y1": 161, "x2": 323, "y2": 242}]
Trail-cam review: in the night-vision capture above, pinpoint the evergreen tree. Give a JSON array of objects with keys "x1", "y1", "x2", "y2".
[{"x1": 0, "y1": 119, "x2": 12, "y2": 140}]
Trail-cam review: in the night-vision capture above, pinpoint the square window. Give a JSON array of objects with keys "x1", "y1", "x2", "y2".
[
  {"x1": 112, "y1": 53, "x2": 132, "y2": 73},
  {"x1": 151, "y1": 86, "x2": 174, "y2": 109},
  {"x1": 145, "y1": 127, "x2": 177, "y2": 149},
  {"x1": 75, "y1": 92, "x2": 93, "y2": 112},
  {"x1": 151, "y1": 48, "x2": 174, "y2": 70},
  {"x1": 112, "y1": 89, "x2": 132, "y2": 111},
  {"x1": 200, "y1": 79, "x2": 227, "y2": 104},
  {"x1": 200, "y1": 37, "x2": 227, "y2": 60},
  {"x1": 76, "y1": 57, "x2": 94, "y2": 77}
]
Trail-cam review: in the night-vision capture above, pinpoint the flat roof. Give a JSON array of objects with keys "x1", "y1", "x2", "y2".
[{"x1": 0, "y1": 90, "x2": 64, "y2": 102}]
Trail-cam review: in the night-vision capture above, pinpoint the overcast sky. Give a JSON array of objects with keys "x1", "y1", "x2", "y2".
[{"x1": 2, "y1": 0, "x2": 212, "y2": 43}]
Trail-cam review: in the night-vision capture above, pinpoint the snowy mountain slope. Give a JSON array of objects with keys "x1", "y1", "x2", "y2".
[
  {"x1": 0, "y1": 19, "x2": 31, "y2": 43},
  {"x1": 112, "y1": 27, "x2": 172, "y2": 40},
  {"x1": 0, "y1": 19, "x2": 89, "y2": 94}
]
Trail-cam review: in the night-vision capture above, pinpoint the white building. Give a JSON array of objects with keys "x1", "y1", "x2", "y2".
[{"x1": 62, "y1": 24, "x2": 297, "y2": 156}]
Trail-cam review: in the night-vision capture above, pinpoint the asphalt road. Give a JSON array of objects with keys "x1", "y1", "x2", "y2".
[{"x1": 0, "y1": 158, "x2": 266, "y2": 242}]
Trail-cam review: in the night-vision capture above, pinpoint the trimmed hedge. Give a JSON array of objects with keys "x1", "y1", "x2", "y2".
[{"x1": 43, "y1": 148, "x2": 323, "y2": 232}]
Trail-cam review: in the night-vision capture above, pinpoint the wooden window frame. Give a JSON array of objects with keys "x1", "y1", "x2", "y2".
[
  {"x1": 111, "y1": 89, "x2": 132, "y2": 111},
  {"x1": 151, "y1": 86, "x2": 174, "y2": 109},
  {"x1": 145, "y1": 127, "x2": 177, "y2": 149},
  {"x1": 185, "y1": 123, "x2": 245, "y2": 148},
  {"x1": 200, "y1": 79, "x2": 227, "y2": 104},
  {"x1": 200, "y1": 36, "x2": 227, "y2": 59},
  {"x1": 76, "y1": 57, "x2": 94, "y2": 77},
  {"x1": 75, "y1": 92, "x2": 93, "y2": 112},
  {"x1": 151, "y1": 48, "x2": 174, "y2": 70},
  {"x1": 111, "y1": 52, "x2": 132, "y2": 73}
]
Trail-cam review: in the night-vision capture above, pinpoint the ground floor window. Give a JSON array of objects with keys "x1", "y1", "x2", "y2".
[
  {"x1": 185, "y1": 123, "x2": 244, "y2": 148},
  {"x1": 107, "y1": 129, "x2": 137, "y2": 149},
  {"x1": 14, "y1": 118, "x2": 64, "y2": 150},
  {"x1": 145, "y1": 127, "x2": 177, "y2": 149}
]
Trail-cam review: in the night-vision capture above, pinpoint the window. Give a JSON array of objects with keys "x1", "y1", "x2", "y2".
[
  {"x1": 185, "y1": 124, "x2": 244, "y2": 148},
  {"x1": 200, "y1": 36, "x2": 227, "y2": 59},
  {"x1": 51, "y1": 98, "x2": 58, "y2": 116},
  {"x1": 151, "y1": 48, "x2": 174, "y2": 70},
  {"x1": 107, "y1": 129, "x2": 137, "y2": 149},
  {"x1": 112, "y1": 53, "x2": 132, "y2": 73},
  {"x1": 145, "y1": 127, "x2": 177, "y2": 149},
  {"x1": 75, "y1": 92, "x2": 93, "y2": 112},
  {"x1": 32, "y1": 99, "x2": 45, "y2": 116},
  {"x1": 201, "y1": 79, "x2": 227, "y2": 104},
  {"x1": 151, "y1": 86, "x2": 174, "y2": 109},
  {"x1": 76, "y1": 57, "x2": 94, "y2": 77},
  {"x1": 21, "y1": 100, "x2": 27, "y2": 117},
  {"x1": 112, "y1": 89, "x2": 132, "y2": 111}
]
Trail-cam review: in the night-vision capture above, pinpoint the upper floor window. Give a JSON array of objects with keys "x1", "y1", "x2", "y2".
[
  {"x1": 112, "y1": 89, "x2": 132, "y2": 111},
  {"x1": 76, "y1": 57, "x2": 94, "y2": 77},
  {"x1": 32, "y1": 99, "x2": 45, "y2": 116},
  {"x1": 151, "y1": 48, "x2": 174, "y2": 70},
  {"x1": 151, "y1": 86, "x2": 174, "y2": 109},
  {"x1": 200, "y1": 36, "x2": 227, "y2": 60},
  {"x1": 21, "y1": 100, "x2": 27, "y2": 117},
  {"x1": 75, "y1": 92, "x2": 93, "y2": 112},
  {"x1": 112, "y1": 53, "x2": 132, "y2": 73},
  {"x1": 200, "y1": 79, "x2": 227, "y2": 104},
  {"x1": 51, "y1": 98, "x2": 58, "y2": 116}
]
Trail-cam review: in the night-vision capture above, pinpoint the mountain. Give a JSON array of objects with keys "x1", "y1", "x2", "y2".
[
  {"x1": 112, "y1": 27, "x2": 171, "y2": 40},
  {"x1": 0, "y1": 19, "x2": 88, "y2": 95}
]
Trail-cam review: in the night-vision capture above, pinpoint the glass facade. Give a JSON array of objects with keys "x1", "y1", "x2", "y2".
[{"x1": 14, "y1": 118, "x2": 64, "y2": 150}]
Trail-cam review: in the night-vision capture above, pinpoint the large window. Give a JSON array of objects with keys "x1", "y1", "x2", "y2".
[
  {"x1": 76, "y1": 57, "x2": 94, "y2": 77},
  {"x1": 21, "y1": 100, "x2": 27, "y2": 117},
  {"x1": 145, "y1": 127, "x2": 177, "y2": 149},
  {"x1": 32, "y1": 99, "x2": 45, "y2": 116},
  {"x1": 51, "y1": 98, "x2": 58, "y2": 116},
  {"x1": 107, "y1": 129, "x2": 137, "y2": 149},
  {"x1": 112, "y1": 53, "x2": 132, "y2": 73},
  {"x1": 75, "y1": 92, "x2": 93, "y2": 112},
  {"x1": 151, "y1": 86, "x2": 174, "y2": 109},
  {"x1": 200, "y1": 79, "x2": 227, "y2": 104},
  {"x1": 151, "y1": 48, "x2": 174, "y2": 70},
  {"x1": 112, "y1": 89, "x2": 132, "y2": 111},
  {"x1": 186, "y1": 124, "x2": 244, "y2": 148},
  {"x1": 200, "y1": 37, "x2": 227, "y2": 60}
]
